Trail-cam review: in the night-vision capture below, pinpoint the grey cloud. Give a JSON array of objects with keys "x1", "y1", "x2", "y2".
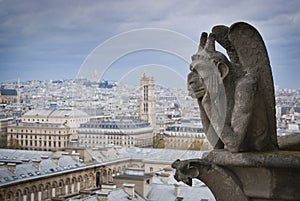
[{"x1": 0, "y1": 0, "x2": 299, "y2": 88}]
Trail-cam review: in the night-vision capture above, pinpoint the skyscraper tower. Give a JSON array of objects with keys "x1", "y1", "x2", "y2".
[{"x1": 140, "y1": 73, "x2": 156, "y2": 127}]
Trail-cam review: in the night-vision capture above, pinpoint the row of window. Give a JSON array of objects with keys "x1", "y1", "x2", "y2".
[
  {"x1": 22, "y1": 118, "x2": 88, "y2": 123},
  {"x1": 166, "y1": 139, "x2": 203, "y2": 143},
  {"x1": 82, "y1": 140, "x2": 134, "y2": 146},
  {"x1": 11, "y1": 134, "x2": 67, "y2": 140},
  {"x1": 82, "y1": 134, "x2": 134, "y2": 140},
  {"x1": 166, "y1": 126, "x2": 204, "y2": 133},
  {"x1": 165, "y1": 132, "x2": 205, "y2": 138},
  {"x1": 80, "y1": 122, "x2": 150, "y2": 129},
  {"x1": 10, "y1": 129, "x2": 68, "y2": 135},
  {"x1": 16, "y1": 139, "x2": 67, "y2": 148}
]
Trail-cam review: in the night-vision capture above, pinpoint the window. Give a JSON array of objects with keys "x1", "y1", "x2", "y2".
[{"x1": 45, "y1": 186, "x2": 49, "y2": 198}]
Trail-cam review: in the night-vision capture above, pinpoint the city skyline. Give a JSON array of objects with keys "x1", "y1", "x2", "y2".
[{"x1": 1, "y1": 0, "x2": 300, "y2": 89}]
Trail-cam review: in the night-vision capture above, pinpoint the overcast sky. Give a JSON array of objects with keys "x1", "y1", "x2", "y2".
[{"x1": 0, "y1": 0, "x2": 299, "y2": 89}]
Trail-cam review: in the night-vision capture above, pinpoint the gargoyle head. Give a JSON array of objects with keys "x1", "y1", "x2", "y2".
[
  {"x1": 188, "y1": 33, "x2": 231, "y2": 100},
  {"x1": 171, "y1": 159, "x2": 199, "y2": 186}
]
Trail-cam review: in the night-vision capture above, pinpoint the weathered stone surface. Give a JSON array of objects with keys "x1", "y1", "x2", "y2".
[
  {"x1": 187, "y1": 22, "x2": 278, "y2": 152},
  {"x1": 175, "y1": 22, "x2": 300, "y2": 201},
  {"x1": 172, "y1": 150, "x2": 300, "y2": 201},
  {"x1": 278, "y1": 133, "x2": 300, "y2": 151}
]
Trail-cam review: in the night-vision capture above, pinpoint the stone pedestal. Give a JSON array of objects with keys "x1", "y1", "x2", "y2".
[{"x1": 172, "y1": 150, "x2": 300, "y2": 201}]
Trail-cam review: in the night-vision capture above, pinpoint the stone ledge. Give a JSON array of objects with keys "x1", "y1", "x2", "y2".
[
  {"x1": 204, "y1": 150, "x2": 300, "y2": 169},
  {"x1": 172, "y1": 150, "x2": 300, "y2": 201}
]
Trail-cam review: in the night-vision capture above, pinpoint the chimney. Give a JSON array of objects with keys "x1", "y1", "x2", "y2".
[
  {"x1": 123, "y1": 183, "x2": 135, "y2": 198},
  {"x1": 101, "y1": 182, "x2": 117, "y2": 192},
  {"x1": 61, "y1": 152, "x2": 69, "y2": 156},
  {"x1": 160, "y1": 172, "x2": 170, "y2": 184},
  {"x1": 21, "y1": 159, "x2": 30, "y2": 164},
  {"x1": 71, "y1": 153, "x2": 80, "y2": 163},
  {"x1": 163, "y1": 166, "x2": 173, "y2": 173},
  {"x1": 174, "y1": 184, "x2": 180, "y2": 197},
  {"x1": 32, "y1": 159, "x2": 41, "y2": 170},
  {"x1": 52, "y1": 156, "x2": 60, "y2": 165},
  {"x1": 7, "y1": 163, "x2": 16, "y2": 174},
  {"x1": 40, "y1": 155, "x2": 49, "y2": 160},
  {"x1": 96, "y1": 191, "x2": 109, "y2": 201}
]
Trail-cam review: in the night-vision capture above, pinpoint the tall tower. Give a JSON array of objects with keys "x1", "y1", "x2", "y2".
[{"x1": 140, "y1": 73, "x2": 156, "y2": 127}]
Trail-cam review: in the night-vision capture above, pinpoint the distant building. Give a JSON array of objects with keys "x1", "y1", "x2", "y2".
[
  {"x1": 98, "y1": 80, "x2": 116, "y2": 88},
  {"x1": 7, "y1": 108, "x2": 90, "y2": 151},
  {"x1": 78, "y1": 117, "x2": 153, "y2": 148},
  {"x1": 163, "y1": 124, "x2": 206, "y2": 150},
  {"x1": 0, "y1": 88, "x2": 18, "y2": 105},
  {"x1": 139, "y1": 73, "x2": 156, "y2": 128},
  {"x1": 0, "y1": 116, "x2": 14, "y2": 148},
  {"x1": 279, "y1": 106, "x2": 300, "y2": 115}
]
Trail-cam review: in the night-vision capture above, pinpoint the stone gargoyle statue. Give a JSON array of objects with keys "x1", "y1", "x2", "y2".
[{"x1": 187, "y1": 22, "x2": 278, "y2": 152}]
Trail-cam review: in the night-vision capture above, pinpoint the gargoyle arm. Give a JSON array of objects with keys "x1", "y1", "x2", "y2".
[{"x1": 225, "y1": 75, "x2": 256, "y2": 151}]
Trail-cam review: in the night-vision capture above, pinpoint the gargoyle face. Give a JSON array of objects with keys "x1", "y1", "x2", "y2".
[{"x1": 188, "y1": 70, "x2": 206, "y2": 100}]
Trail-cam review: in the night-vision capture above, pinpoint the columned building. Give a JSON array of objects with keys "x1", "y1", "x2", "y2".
[
  {"x1": 7, "y1": 108, "x2": 90, "y2": 151},
  {"x1": 139, "y1": 73, "x2": 156, "y2": 128}
]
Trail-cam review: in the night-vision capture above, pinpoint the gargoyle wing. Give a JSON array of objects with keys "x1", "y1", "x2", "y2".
[
  {"x1": 212, "y1": 25, "x2": 240, "y2": 65},
  {"x1": 228, "y1": 22, "x2": 277, "y2": 144}
]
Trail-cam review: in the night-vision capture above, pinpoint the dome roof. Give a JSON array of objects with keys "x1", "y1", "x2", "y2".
[{"x1": 23, "y1": 108, "x2": 89, "y2": 118}]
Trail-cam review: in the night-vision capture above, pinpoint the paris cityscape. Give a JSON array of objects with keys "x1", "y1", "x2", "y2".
[
  {"x1": 0, "y1": 74, "x2": 299, "y2": 200},
  {"x1": 1, "y1": 0, "x2": 300, "y2": 201}
]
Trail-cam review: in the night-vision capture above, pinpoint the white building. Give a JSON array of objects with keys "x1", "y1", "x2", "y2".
[
  {"x1": 78, "y1": 116, "x2": 153, "y2": 148},
  {"x1": 163, "y1": 123, "x2": 206, "y2": 150},
  {"x1": 7, "y1": 108, "x2": 90, "y2": 151}
]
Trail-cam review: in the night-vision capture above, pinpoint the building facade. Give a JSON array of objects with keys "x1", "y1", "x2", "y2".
[
  {"x1": 0, "y1": 88, "x2": 18, "y2": 105},
  {"x1": 0, "y1": 147, "x2": 207, "y2": 201},
  {"x1": 78, "y1": 117, "x2": 153, "y2": 148},
  {"x1": 163, "y1": 124, "x2": 206, "y2": 150},
  {"x1": 0, "y1": 116, "x2": 14, "y2": 148},
  {"x1": 7, "y1": 108, "x2": 90, "y2": 151},
  {"x1": 0, "y1": 149, "x2": 141, "y2": 201}
]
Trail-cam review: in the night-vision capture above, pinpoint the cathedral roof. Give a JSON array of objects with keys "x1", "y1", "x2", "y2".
[{"x1": 0, "y1": 89, "x2": 17, "y2": 96}]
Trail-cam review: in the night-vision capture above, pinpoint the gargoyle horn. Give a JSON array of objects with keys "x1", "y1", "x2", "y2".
[
  {"x1": 199, "y1": 32, "x2": 208, "y2": 51},
  {"x1": 204, "y1": 33, "x2": 216, "y2": 52}
]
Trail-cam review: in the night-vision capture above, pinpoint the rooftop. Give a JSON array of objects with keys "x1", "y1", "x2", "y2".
[
  {"x1": 23, "y1": 108, "x2": 89, "y2": 118},
  {"x1": 9, "y1": 122, "x2": 70, "y2": 128},
  {"x1": 80, "y1": 118, "x2": 151, "y2": 130},
  {"x1": 148, "y1": 183, "x2": 215, "y2": 201},
  {"x1": 0, "y1": 149, "x2": 80, "y2": 186},
  {"x1": 0, "y1": 89, "x2": 17, "y2": 96},
  {"x1": 0, "y1": 147, "x2": 206, "y2": 187}
]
